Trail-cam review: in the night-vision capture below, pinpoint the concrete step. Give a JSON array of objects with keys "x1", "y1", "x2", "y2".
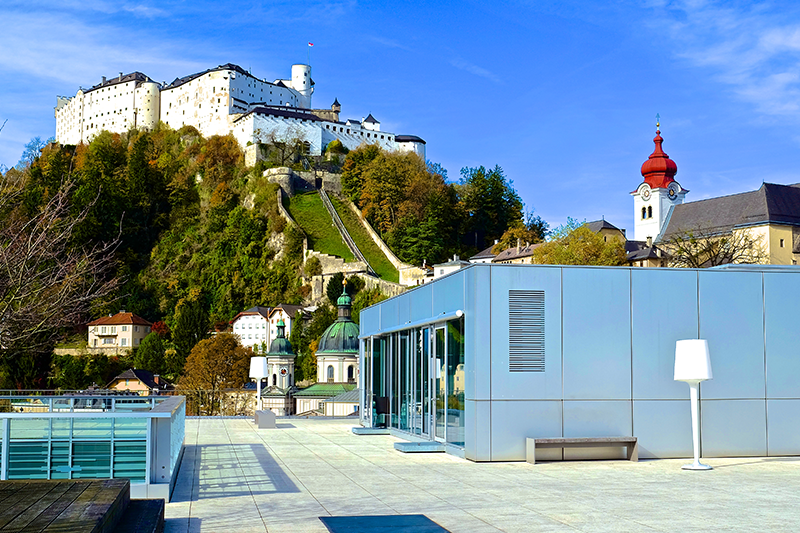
[
  {"x1": 352, "y1": 427, "x2": 390, "y2": 435},
  {"x1": 393, "y1": 442, "x2": 446, "y2": 453}
]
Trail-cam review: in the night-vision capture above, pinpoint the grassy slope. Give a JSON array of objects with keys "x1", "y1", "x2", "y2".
[
  {"x1": 287, "y1": 192, "x2": 355, "y2": 262},
  {"x1": 329, "y1": 195, "x2": 399, "y2": 283}
]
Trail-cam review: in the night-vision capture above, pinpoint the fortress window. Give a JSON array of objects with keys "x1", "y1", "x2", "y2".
[{"x1": 780, "y1": 239, "x2": 785, "y2": 247}]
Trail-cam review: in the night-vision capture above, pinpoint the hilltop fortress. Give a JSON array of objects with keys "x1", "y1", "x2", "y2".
[{"x1": 55, "y1": 63, "x2": 426, "y2": 165}]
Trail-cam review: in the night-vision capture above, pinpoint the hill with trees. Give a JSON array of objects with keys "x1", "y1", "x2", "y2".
[{"x1": 1, "y1": 124, "x2": 531, "y2": 389}]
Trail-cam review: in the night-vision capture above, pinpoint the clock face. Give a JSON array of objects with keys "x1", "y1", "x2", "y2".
[
  {"x1": 668, "y1": 183, "x2": 679, "y2": 199},
  {"x1": 641, "y1": 186, "x2": 651, "y2": 201},
  {"x1": 280, "y1": 368, "x2": 288, "y2": 376}
]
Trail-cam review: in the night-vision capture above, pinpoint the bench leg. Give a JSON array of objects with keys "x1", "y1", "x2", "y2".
[
  {"x1": 627, "y1": 441, "x2": 639, "y2": 462},
  {"x1": 526, "y1": 438, "x2": 537, "y2": 464}
]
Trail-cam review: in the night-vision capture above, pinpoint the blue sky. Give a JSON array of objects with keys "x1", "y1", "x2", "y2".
[{"x1": 3, "y1": 0, "x2": 800, "y2": 234}]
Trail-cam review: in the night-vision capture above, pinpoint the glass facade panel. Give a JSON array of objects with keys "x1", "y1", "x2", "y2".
[
  {"x1": 10, "y1": 419, "x2": 49, "y2": 440},
  {"x1": 391, "y1": 334, "x2": 399, "y2": 429},
  {"x1": 73, "y1": 418, "x2": 112, "y2": 439},
  {"x1": 113, "y1": 442, "x2": 147, "y2": 481},
  {"x1": 73, "y1": 441, "x2": 112, "y2": 479},
  {"x1": 114, "y1": 418, "x2": 147, "y2": 439},
  {"x1": 446, "y1": 318, "x2": 465, "y2": 446},
  {"x1": 399, "y1": 333, "x2": 410, "y2": 431},
  {"x1": 52, "y1": 418, "x2": 71, "y2": 439},
  {"x1": 50, "y1": 441, "x2": 71, "y2": 479},
  {"x1": 435, "y1": 328, "x2": 447, "y2": 441},
  {"x1": 372, "y1": 337, "x2": 387, "y2": 427},
  {"x1": 8, "y1": 442, "x2": 48, "y2": 479},
  {"x1": 363, "y1": 340, "x2": 372, "y2": 425}
]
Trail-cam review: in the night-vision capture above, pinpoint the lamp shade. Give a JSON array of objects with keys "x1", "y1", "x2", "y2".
[
  {"x1": 674, "y1": 339, "x2": 712, "y2": 382},
  {"x1": 249, "y1": 356, "x2": 268, "y2": 379}
]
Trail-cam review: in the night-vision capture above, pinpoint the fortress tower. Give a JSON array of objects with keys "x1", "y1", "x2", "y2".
[{"x1": 291, "y1": 64, "x2": 314, "y2": 108}]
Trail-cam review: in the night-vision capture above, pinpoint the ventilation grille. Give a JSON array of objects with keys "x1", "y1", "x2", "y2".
[{"x1": 509, "y1": 290, "x2": 545, "y2": 372}]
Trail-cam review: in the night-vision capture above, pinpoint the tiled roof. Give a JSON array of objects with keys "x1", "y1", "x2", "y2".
[
  {"x1": 469, "y1": 244, "x2": 497, "y2": 261},
  {"x1": 327, "y1": 388, "x2": 360, "y2": 403},
  {"x1": 230, "y1": 306, "x2": 272, "y2": 323},
  {"x1": 661, "y1": 182, "x2": 800, "y2": 240},
  {"x1": 292, "y1": 383, "x2": 356, "y2": 397},
  {"x1": 585, "y1": 219, "x2": 623, "y2": 233},
  {"x1": 270, "y1": 304, "x2": 306, "y2": 318},
  {"x1": 163, "y1": 63, "x2": 251, "y2": 90},
  {"x1": 87, "y1": 312, "x2": 152, "y2": 327},
  {"x1": 492, "y1": 243, "x2": 542, "y2": 263},
  {"x1": 84, "y1": 72, "x2": 155, "y2": 94},
  {"x1": 233, "y1": 106, "x2": 323, "y2": 123},
  {"x1": 107, "y1": 368, "x2": 172, "y2": 390},
  {"x1": 363, "y1": 114, "x2": 379, "y2": 124},
  {"x1": 394, "y1": 135, "x2": 426, "y2": 144}
]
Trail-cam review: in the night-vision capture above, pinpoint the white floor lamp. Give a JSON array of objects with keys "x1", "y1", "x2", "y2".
[
  {"x1": 674, "y1": 339, "x2": 713, "y2": 471},
  {"x1": 250, "y1": 356, "x2": 268, "y2": 413}
]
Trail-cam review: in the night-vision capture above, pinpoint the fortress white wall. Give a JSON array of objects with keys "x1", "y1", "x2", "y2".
[{"x1": 54, "y1": 63, "x2": 425, "y2": 163}]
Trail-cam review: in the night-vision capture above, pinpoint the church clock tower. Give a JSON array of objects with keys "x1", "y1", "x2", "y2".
[{"x1": 632, "y1": 120, "x2": 687, "y2": 242}]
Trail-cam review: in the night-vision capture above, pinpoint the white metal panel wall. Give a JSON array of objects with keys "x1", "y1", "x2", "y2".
[{"x1": 562, "y1": 267, "x2": 632, "y2": 400}]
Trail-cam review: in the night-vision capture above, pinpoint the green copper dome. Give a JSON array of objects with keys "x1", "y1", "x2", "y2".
[
  {"x1": 268, "y1": 319, "x2": 294, "y2": 356},
  {"x1": 317, "y1": 282, "x2": 358, "y2": 355},
  {"x1": 317, "y1": 319, "x2": 359, "y2": 354}
]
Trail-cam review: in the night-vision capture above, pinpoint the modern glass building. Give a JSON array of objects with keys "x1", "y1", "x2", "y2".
[
  {"x1": 0, "y1": 394, "x2": 185, "y2": 500},
  {"x1": 359, "y1": 263, "x2": 800, "y2": 462}
]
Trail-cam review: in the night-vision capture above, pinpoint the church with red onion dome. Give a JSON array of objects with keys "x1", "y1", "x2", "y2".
[{"x1": 631, "y1": 119, "x2": 688, "y2": 242}]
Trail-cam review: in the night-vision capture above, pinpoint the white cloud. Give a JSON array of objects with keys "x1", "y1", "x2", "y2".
[
  {"x1": 450, "y1": 56, "x2": 502, "y2": 84},
  {"x1": 655, "y1": 0, "x2": 800, "y2": 119}
]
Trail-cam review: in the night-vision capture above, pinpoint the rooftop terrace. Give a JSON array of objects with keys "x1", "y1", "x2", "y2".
[{"x1": 166, "y1": 418, "x2": 800, "y2": 532}]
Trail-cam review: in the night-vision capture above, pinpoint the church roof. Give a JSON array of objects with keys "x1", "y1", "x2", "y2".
[
  {"x1": 363, "y1": 113, "x2": 379, "y2": 123},
  {"x1": 292, "y1": 383, "x2": 356, "y2": 397},
  {"x1": 585, "y1": 219, "x2": 623, "y2": 233},
  {"x1": 661, "y1": 182, "x2": 800, "y2": 240}
]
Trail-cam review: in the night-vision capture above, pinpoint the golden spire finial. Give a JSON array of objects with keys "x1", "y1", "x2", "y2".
[{"x1": 656, "y1": 113, "x2": 661, "y2": 133}]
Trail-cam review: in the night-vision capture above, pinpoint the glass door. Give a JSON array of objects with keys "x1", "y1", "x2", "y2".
[
  {"x1": 433, "y1": 326, "x2": 447, "y2": 442},
  {"x1": 413, "y1": 328, "x2": 431, "y2": 437}
]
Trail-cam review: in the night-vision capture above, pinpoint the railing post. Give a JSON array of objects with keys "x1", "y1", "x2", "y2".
[{"x1": 1, "y1": 418, "x2": 9, "y2": 480}]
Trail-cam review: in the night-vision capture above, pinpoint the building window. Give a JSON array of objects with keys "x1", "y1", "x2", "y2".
[
  {"x1": 780, "y1": 239, "x2": 785, "y2": 247},
  {"x1": 647, "y1": 206, "x2": 653, "y2": 218},
  {"x1": 273, "y1": 374, "x2": 277, "y2": 386},
  {"x1": 642, "y1": 207, "x2": 647, "y2": 219},
  {"x1": 121, "y1": 338, "x2": 127, "y2": 347},
  {"x1": 122, "y1": 326, "x2": 127, "y2": 332},
  {"x1": 103, "y1": 338, "x2": 113, "y2": 345},
  {"x1": 327, "y1": 365, "x2": 334, "y2": 383},
  {"x1": 347, "y1": 365, "x2": 354, "y2": 383},
  {"x1": 134, "y1": 326, "x2": 139, "y2": 332}
]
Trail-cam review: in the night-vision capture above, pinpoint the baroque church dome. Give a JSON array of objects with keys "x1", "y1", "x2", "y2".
[
  {"x1": 316, "y1": 285, "x2": 359, "y2": 356},
  {"x1": 267, "y1": 319, "x2": 294, "y2": 356},
  {"x1": 640, "y1": 128, "x2": 678, "y2": 189}
]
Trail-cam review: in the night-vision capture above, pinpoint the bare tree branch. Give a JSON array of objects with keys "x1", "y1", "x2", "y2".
[
  {"x1": 0, "y1": 175, "x2": 119, "y2": 351},
  {"x1": 662, "y1": 225, "x2": 767, "y2": 268}
]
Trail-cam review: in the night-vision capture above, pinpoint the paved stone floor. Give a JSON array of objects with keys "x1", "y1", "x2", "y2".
[{"x1": 165, "y1": 418, "x2": 800, "y2": 532}]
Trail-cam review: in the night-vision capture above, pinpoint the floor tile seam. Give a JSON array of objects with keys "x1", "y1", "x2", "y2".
[
  {"x1": 224, "y1": 419, "x2": 270, "y2": 531},
  {"x1": 244, "y1": 418, "x2": 336, "y2": 519},
  {"x1": 184, "y1": 415, "x2": 202, "y2": 527}
]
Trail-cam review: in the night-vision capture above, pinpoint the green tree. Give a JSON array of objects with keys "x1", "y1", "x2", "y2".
[
  {"x1": 351, "y1": 288, "x2": 387, "y2": 324},
  {"x1": 134, "y1": 332, "x2": 167, "y2": 375},
  {"x1": 289, "y1": 306, "x2": 336, "y2": 382},
  {"x1": 458, "y1": 165, "x2": 524, "y2": 251},
  {"x1": 171, "y1": 294, "x2": 210, "y2": 375},
  {"x1": 326, "y1": 273, "x2": 360, "y2": 307},
  {"x1": 533, "y1": 225, "x2": 627, "y2": 266}
]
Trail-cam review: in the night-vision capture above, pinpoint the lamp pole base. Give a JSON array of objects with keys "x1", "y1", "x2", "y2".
[{"x1": 682, "y1": 463, "x2": 713, "y2": 471}]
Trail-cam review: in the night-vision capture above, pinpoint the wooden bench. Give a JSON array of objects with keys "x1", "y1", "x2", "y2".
[{"x1": 526, "y1": 436, "x2": 638, "y2": 464}]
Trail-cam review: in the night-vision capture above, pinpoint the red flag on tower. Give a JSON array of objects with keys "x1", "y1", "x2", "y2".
[{"x1": 308, "y1": 42, "x2": 314, "y2": 47}]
